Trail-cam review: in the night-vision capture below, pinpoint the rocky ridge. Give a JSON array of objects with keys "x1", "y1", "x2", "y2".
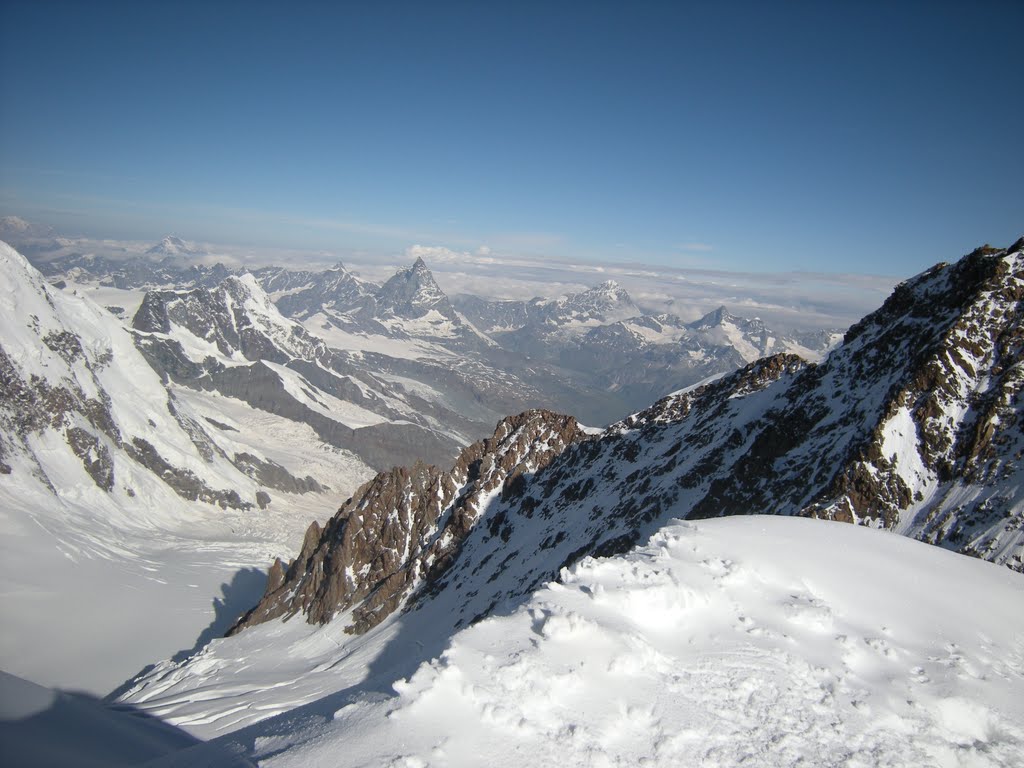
[
  {"x1": 256, "y1": 263, "x2": 374, "y2": 320},
  {"x1": 230, "y1": 409, "x2": 587, "y2": 634},
  {"x1": 234, "y1": 239, "x2": 1024, "y2": 641}
]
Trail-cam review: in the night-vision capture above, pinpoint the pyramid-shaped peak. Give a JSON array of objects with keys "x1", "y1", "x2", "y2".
[
  {"x1": 375, "y1": 256, "x2": 455, "y2": 320},
  {"x1": 397, "y1": 256, "x2": 443, "y2": 289},
  {"x1": 693, "y1": 305, "x2": 735, "y2": 326},
  {"x1": 147, "y1": 235, "x2": 202, "y2": 256},
  {"x1": 576, "y1": 279, "x2": 632, "y2": 301}
]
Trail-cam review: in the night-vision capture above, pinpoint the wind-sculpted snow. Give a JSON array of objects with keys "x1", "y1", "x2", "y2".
[
  {"x1": 121, "y1": 518, "x2": 1024, "y2": 766},
  {"x1": 270, "y1": 519, "x2": 1024, "y2": 767}
]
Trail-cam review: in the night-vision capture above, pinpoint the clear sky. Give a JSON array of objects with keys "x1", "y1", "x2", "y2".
[{"x1": 1, "y1": 0, "x2": 1021, "y2": 276}]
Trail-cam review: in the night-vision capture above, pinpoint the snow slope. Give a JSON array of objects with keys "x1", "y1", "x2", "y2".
[
  {"x1": 132, "y1": 516, "x2": 1024, "y2": 767},
  {"x1": 0, "y1": 671, "x2": 223, "y2": 768},
  {"x1": 0, "y1": 242, "x2": 373, "y2": 693}
]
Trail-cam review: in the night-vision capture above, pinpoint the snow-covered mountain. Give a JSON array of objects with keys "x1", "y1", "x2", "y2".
[
  {"x1": 7, "y1": 238, "x2": 1024, "y2": 766},
  {"x1": 255, "y1": 262, "x2": 374, "y2": 319},
  {"x1": 224, "y1": 235, "x2": 1024, "y2": 645},
  {"x1": 324, "y1": 256, "x2": 495, "y2": 351},
  {"x1": 130, "y1": 273, "x2": 496, "y2": 471},
  {"x1": 373, "y1": 256, "x2": 459, "y2": 321},
  {"x1": 0, "y1": 214, "x2": 55, "y2": 241},
  {"x1": 33, "y1": 246, "x2": 839, "y2": 424},
  {"x1": 0, "y1": 243, "x2": 273, "y2": 519},
  {"x1": 146, "y1": 235, "x2": 205, "y2": 258},
  {"x1": 456, "y1": 279, "x2": 641, "y2": 333},
  {"x1": 0, "y1": 242, "x2": 371, "y2": 693},
  {"x1": 39, "y1": 250, "x2": 232, "y2": 291},
  {"x1": 467, "y1": 292, "x2": 840, "y2": 413},
  {"x1": 114, "y1": 239, "x2": 1024, "y2": 756}
]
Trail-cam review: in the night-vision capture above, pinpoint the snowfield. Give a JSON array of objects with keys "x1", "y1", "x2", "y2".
[{"x1": 130, "y1": 516, "x2": 1023, "y2": 767}]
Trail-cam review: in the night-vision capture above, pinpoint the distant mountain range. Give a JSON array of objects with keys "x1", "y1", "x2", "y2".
[{"x1": 27, "y1": 234, "x2": 841, "y2": 426}]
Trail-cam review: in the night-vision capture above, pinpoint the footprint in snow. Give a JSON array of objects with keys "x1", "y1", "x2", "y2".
[
  {"x1": 782, "y1": 593, "x2": 834, "y2": 632},
  {"x1": 863, "y1": 636, "x2": 896, "y2": 659}
]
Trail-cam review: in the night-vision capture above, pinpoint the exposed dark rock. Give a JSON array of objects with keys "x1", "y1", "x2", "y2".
[
  {"x1": 42, "y1": 331, "x2": 84, "y2": 364},
  {"x1": 229, "y1": 410, "x2": 588, "y2": 635},
  {"x1": 232, "y1": 452, "x2": 324, "y2": 494},
  {"x1": 65, "y1": 427, "x2": 114, "y2": 491},
  {"x1": 125, "y1": 437, "x2": 249, "y2": 509}
]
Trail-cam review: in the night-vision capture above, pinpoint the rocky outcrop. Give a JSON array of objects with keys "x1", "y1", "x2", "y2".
[
  {"x1": 229, "y1": 410, "x2": 588, "y2": 635},
  {"x1": 133, "y1": 275, "x2": 325, "y2": 363}
]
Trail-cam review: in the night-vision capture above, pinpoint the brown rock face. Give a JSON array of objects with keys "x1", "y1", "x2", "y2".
[{"x1": 229, "y1": 409, "x2": 588, "y2": 635}]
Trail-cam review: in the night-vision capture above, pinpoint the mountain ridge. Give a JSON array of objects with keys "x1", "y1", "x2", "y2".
[{"x1": 229, "y1": 238, "x2": 1024, "y2": 645}]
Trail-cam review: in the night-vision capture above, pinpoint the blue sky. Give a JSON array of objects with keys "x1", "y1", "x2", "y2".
[{"x1": 1, "y1": 0, "x2": 1021, "y2": 276}]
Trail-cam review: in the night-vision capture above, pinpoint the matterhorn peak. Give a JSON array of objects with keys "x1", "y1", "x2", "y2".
[
  {"x1": 374, "y1": 256, "x2": 457, "y2": 321},
  {"x1": 693, "y1": 305, "x2": 734, "y2": 327}
]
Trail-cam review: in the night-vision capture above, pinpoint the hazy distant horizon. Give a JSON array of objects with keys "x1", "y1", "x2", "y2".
[{"x1": 1, "y1": 215, "x2": 901, "y2": 333}]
